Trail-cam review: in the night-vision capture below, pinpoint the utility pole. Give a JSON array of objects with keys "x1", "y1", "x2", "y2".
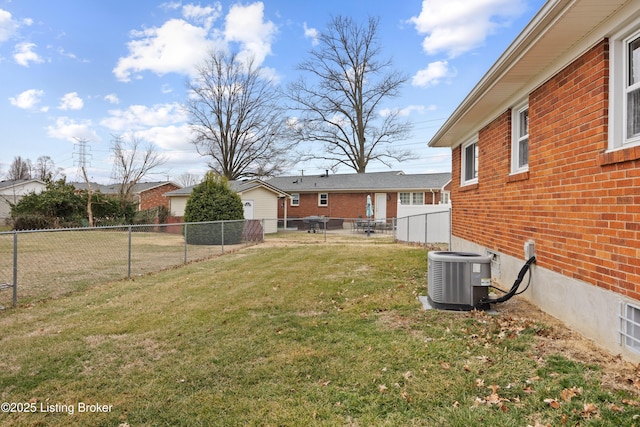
[{"x1": 73, "y1": 138, "x2": 94, "y2": 227}]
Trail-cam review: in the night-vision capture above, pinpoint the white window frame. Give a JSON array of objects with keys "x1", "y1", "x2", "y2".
[
  {"x1": 610, "y1": 23, "x2": 640, "y2": 151},
  {"x1": 511, "y1": 101, "x2": 529, "y2": 173},
  {"x1": 318, "y1": 193, "x2": 328, "y2": 207},
  {"x1": 461, "y1": 139, "x2": 478, "y2": 186},
  {"x1": 412, "y1": 192, "x2": 424, "y2": 205},
  {"x1": 398, "y1": 192, "x2": 425, "y2": 205},
  {"x1": 399, "y1": 192, "x2": 411, "y2": 205},
  {"x1": 290, "y1": 193, "x2": 299, "y2": 206}
]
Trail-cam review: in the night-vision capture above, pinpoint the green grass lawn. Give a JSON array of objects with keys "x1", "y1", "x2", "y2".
[{"x1": 1, "y1": 237, "x2": 639, "y2": 426}]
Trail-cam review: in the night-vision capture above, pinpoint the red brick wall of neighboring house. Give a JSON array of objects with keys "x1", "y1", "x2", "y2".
[
  {"x1": 277, "y1": 192, "x2": 401, "y2": 219},
  {"x1": 139, "y1": 183, "x2": 180, "y2": 211},
  {"x1": 452, "y1": 39, "x2": 640, "y2": 298}
]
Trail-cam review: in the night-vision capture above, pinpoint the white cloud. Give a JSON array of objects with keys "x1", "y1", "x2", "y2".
[
  {"x1": 113, "y1": 19, "x2": 219, "y2": 82},
  {"x1": 303, "y1": 22, "x2": 319, "y2": 46},
  {"x1": 9, "y1": 88, "x2": 48, "y2": 111},
  {"x1": 58, "y1": 92, "x2": 84, "y2": 110},
  {"x1": 412, "y1": 60, "x2": 455, "y2": 87},
  {"x1": 224, "y1": 2, "x2": 276, "y2": 66},
  {"x1": 101, "y1": 103, "x2": 187, "y2": 132},
  {"x1": 410, "y1": 0, "x2": 527, "y2": 57},
  {"x1": 380, "y1": 104, "x2": 435, "y2": 117},
  {"x1": 113, "y1": 2, "x2": 276, "y2": 82},
  {"x1": 46, "y1": 117, "x2": 100, "y2": 142},
  {"x1": 13, "y1": 41, "x2": 43, "y2": 66},
  {"x1": 104, "y1": 93, "x2": 120, "y2": 104},
  {"x1": 134, "y1": 124, "x2": 192, "y2": 151},
  {"x1": 0, "y1": 9, "x2": 18, "y2": 42},
  {"x1": 182, "y1": 2, "x2": 222, "y2": 28}
]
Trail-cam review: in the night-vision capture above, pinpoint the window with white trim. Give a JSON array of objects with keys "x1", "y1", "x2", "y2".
[
  {"x1": 318, "y1": 193, "x2": 328, "y2": 206},
  {"x1": 461, "y1": 139, "x2": 478, "y2": 185},
  {"x1": 399, "y1": 192, "x2": 425, "y2": 205},
  {"x1": 511, "y1": 102, "x2": 529, "y2": 172},
  {"x1": 290, "y1": 193, "x2": 299, "y2": 206},
  {"x1": 412, "y1": 192, "x2": 424, "y2": 205},
  {"x1": 610, "y1": 25, "x2": 640, "y2": 150}
]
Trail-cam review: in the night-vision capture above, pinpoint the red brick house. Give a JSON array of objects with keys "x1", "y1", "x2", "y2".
[
  {"x1": 72, "y1": 181, "x2": 180, "y2": 212},
  {"x1": 267, "y1": 171, "x2": 451, "y2": 224},
  {"x1": 429, "y1": 0, "x2": 640, "y2": 360}
]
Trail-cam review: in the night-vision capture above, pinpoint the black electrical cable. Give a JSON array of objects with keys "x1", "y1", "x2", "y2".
[{"x1": 481, "y1": 255, "x2": 536, "y2": 304}]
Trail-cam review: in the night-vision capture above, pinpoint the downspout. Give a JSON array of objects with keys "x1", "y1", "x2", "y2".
[
  {"x1": 283, "y1": 195, "x2": 288, "y2": 230},
  {"x1": 430, "y1": 189, "x2": 436, "y2": 204}
]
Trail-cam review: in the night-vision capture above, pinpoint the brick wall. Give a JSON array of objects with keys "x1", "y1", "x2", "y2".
[
  {"x1": 452, "y1": 40, "x2": 640, "y2": 298},
  {"x1": 139, "y1": 183, "x2": 180, "y2": 211},
  {"x1": 277, "y1": 192, "x2": 400, "y2": 219}
]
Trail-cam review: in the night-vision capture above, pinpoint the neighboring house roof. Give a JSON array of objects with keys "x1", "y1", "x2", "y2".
[
  {"x1": 164, "y1": 179, "x2": 290, "y2": 198},
  {"x1": 0, "y1": 179, "x2": 47, "y2": 191},
  {"x1": 266, "y1": 171, "x2": 452, "y2": 193},
  {"x1": 428, "y1": 0, "x2": 629, "y2": 148},
  {"x1": 71, "y1": 181, "x2": 180, "y2": 194}
]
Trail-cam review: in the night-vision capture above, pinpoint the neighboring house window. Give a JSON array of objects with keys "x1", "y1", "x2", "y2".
[
  {"x1": 441, "y1": 192, "x2": 451, "y2": 204},
  {"x1": 610, "y1": 26, "x2": 640, "y2": 149},
  {"x1": 412, "y1": 192, "x2": 424, "y2": 205},
  {"x1": 399, "y1": 192, "x2": 424, "y2": 205},
  {"x1": 399, "y1": 192, "x2": 411, "y2": 205},
  {"x1": 461, "y1": 139, "x2": 478, "y2": 185},
  {"x1": 291, "y1": 193, "x2": 299, "y2": 206},
  {"x1": 318, "y1": 193, "x2": 328, "y2": 206},
  {"x1": 512, "y1": 102, "x2": 529, "y2": 172}
]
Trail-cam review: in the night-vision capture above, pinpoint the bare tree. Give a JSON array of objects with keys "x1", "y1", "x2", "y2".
[
  {"x1": 287, "y1": 16, "x2": 413, "y2": 173},
  {"x1": 184, "y1": 50, "x2": 295, "y2": 180},
  {"x1": 7, "y1": 156, "x2": 32, "y2": 180},
  {"x1": 176, "y1": 172, "x2": 201, "y2": 187},
  {"x1": 34, "y1": 155, "x2": 64, "y2": 182},
  {"x1": 110, "y1": 135, "x2": 167, "y2": 208}
]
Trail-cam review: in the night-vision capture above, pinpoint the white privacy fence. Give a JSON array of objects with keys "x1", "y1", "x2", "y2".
[{"x1": 395, "y1": 210, "x2": 451, "y2": 246}]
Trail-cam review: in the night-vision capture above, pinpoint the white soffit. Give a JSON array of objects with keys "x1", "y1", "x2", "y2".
[{"x1": 428, "y1": 0, "x2": 631, "y2": 148}]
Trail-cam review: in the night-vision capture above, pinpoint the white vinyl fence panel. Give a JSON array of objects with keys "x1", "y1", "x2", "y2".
[{"x1": 395, "y1": 210, "x2": 450, "y2": 246}]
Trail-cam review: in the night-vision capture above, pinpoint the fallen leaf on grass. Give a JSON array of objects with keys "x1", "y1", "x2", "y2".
[
  {"x1": 609, "y1": 403, "x2": 624, "y2": 412},
  {"x1": 440, "y1": 361, "x2": 450, "y2": 370},
  {"x1": 560, "y1": 386, "x2": 582, "y2": 402},
  {"x1": 474, "y1": 378, "x2": 485, "y2": 388},
  {"x1": 581, "y1": 403, "x2": 598, "y2": 417},
  {"x1": 378, "y1": 384, "x2": 388, "y2": 393},
  {"x1": 544, "y1": 398, "x2": 560, "y2": 409}
]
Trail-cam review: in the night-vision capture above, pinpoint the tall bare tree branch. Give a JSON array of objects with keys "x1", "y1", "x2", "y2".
[
  {"x1": 110, "y1": 135, "x2": 166, "y2": 208},
  {"x1": 287, "y1": 16, "x2": 414, "y2": 173},
  {"x1": 184, "y1": 50, "x2": 296, "y2": 180}
]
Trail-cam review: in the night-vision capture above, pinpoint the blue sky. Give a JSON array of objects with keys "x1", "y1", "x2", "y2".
[{"x1": 0, "y1": 0, "x2": 545, "y2": 184}]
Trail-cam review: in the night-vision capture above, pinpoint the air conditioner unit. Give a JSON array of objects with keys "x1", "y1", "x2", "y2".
[{"x1": 427, "y1": 251, "x2": 492, "y2": 311}]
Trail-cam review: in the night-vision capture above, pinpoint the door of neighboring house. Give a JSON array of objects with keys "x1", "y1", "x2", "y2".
[
  {"x1": 243, "y1": 200, "x2": 254, "y2": 220},
  {"x1": 375, "y1": 193, "x2": 387, "y2": 220}
]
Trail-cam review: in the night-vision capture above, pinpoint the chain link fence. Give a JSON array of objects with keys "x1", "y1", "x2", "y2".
[{"x1": 0, "y1": 220, "x2": 264, "y2": 308}]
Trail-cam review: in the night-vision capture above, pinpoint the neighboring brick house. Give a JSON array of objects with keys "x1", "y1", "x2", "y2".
[
  {"x1": 428, "y1": 0, "x2": 640, "y2": 360},
  {"x1": 72, "y1": 182, "x2": 180, "y2": 212},
  {"x1": 267, "y1": 171, "x2": 451, "y2": 222}
]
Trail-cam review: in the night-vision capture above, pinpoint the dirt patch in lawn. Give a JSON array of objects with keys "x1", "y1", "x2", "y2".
[{"x1": 496, "y1": 297, "x2": 640, "y2": 396}]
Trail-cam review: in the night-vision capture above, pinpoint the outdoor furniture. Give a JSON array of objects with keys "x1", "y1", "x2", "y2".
[{"x1": 303, "y1": 216, "x2": 327, "y2": 233}]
